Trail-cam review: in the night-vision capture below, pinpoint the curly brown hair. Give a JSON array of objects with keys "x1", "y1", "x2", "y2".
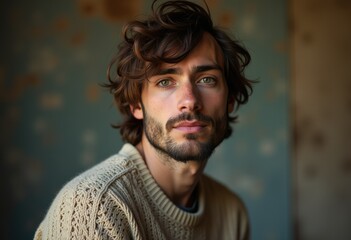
[{"x1": 104, "y1": 0, "x2": 254, "y2": 145}]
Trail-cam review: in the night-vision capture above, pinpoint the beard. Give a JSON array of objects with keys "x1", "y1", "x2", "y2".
[{"x1": 142, "y1": 104, "x2": 229, "y2": 163}]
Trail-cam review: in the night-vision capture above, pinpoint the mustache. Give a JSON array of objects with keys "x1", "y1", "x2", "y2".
[{"x1": 165, "y1": 112, "x2": 213, "y2": 132}]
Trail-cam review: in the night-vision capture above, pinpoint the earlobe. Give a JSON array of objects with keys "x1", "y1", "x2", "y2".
[{"x1": 130, "y1": 103, "x2": 144, "y2": 120}]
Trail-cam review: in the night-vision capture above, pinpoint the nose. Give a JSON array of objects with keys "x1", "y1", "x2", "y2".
[{"x1": 177, "y1": 82, "x2": 202, "y2": 112}]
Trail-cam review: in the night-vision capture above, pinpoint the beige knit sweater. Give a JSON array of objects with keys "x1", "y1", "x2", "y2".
[{"x1": 34, "y1": 144, "x2": 249, "y2": 240}]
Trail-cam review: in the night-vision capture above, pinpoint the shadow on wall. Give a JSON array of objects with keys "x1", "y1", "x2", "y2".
[{"x1": 292, "y1": 0, "x2": 351, "y2": 239}]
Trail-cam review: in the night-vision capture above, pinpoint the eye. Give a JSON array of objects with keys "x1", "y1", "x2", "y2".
[
  {"x1": 157, "y1": 79, "x2": 172, "y2": 87},
  {"x1": 198, "y1": 77, "x2": 216, "y2": 85}
]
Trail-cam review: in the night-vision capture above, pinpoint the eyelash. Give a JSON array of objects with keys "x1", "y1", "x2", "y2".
[
  {"x1": 156, "y1": 79, "x2": 173, "y2": 87},
  {"x1": 155, "y1": 76, "x2": 217, "y2": 88},
  {"x1": 198, "y1": 77, "x2": 216, "y2": 85}
]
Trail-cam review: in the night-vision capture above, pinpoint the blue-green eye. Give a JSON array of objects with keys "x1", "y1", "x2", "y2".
[
  {"x1": 157, "y1": 79, "x2": 172, "y2": 87},
  {"x1": 198, "y1": 77, "x2": 216, "y2": 85}
]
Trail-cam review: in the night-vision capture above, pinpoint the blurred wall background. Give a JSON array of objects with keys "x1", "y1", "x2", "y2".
[
  {"x1": 0, "y1": 0, "x2": 291, "y2": 239},
  {"x1": 292, "y1": 0, "x2": 351, "y2": 239}
]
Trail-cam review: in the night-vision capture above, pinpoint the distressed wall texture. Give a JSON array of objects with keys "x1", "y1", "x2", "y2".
[
  {"x1": 0, "y1": 0, "x2": 290, "y2": 239},
  {"x1": 292, "y1": 0, "x2": 351, "y2": 239}
]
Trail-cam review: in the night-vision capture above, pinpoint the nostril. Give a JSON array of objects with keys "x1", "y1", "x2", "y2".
[{"x1": 178, "y1": 95, "x2": 202, "y2": 112}]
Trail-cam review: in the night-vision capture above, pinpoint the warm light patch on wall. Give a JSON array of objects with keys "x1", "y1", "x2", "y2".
[
  {"x1": 28, "y1": 48, "x2": 59, "y2": 73},
  {"x1": 274, "y1": 39, "x2": 288, "y2": 54},
  {"x1": 78, "y1": 0, "x2": 99, "y2": 17},
  {"x1": 70, "y1": 31, "x2": 86, "y2": 47},
  {"x1": 78, "y1": 0, "x2": 142, "y2": 22},
  {"x1": 53, "y1": 16, "x2": 70, "y2": 32},
  {"x1": 0, "y1": 73, "x2": 40, "y2": 102},
  {"x1": 39, "y1": 93, "x2": 63, "y2": 109},
  {"x1": 217, "y1": 12, "x2": 234, "y2": 28},
  {"x1": 86, "y1": 83, "x2": 100, "y2": 103}
]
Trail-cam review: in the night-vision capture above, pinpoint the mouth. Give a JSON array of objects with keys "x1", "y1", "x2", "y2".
[{"x1": 173, "y1": 121, "x2": 207, "y2": 134}]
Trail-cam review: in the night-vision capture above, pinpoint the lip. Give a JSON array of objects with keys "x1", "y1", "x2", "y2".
[{"x1": 173, "y1": 121, "x2": 207, "y2": 133}]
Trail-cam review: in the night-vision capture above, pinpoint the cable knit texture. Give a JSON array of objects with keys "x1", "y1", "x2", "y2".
[{"x1": 34, "y1": 144, "x2": 249, "y2": 240}]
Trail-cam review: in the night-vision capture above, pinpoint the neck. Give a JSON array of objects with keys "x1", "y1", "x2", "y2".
[{"x1": 135, "y1": 137, "x2": 207, "y2": 208}]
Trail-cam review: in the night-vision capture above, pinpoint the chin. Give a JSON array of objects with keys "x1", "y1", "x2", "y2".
[{"x1": 166, "y1": 140, "x2": 215, "y2": 163}]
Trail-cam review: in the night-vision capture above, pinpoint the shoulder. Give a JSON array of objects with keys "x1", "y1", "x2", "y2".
[
  {"x1": 58, "y1": 150, "x2": 133, "y2": 203},
  {"x1": 35, "y1": 144, "x2": 140, "y2": 239},
  {"x1": 56, "y1": 143, "x2": 140, "y2": 202},
  {"x1": 201, "y1": 174, "x2": 248, "y2": 216},
  {"x1": 202, "y1": 175, "x2": 242, "y2": 201},
  {"x1": 201, "y1": 174, "x2": 250, "y2": 239}
]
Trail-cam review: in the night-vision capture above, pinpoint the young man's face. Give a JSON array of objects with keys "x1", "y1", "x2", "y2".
[{"x1": 132, "y1": 32, "x2": 234, "y2": 162}]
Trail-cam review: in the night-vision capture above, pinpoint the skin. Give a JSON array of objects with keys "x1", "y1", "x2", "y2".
[{"x1": 131, "y1": 32, "x2": 234, "y2": 208}]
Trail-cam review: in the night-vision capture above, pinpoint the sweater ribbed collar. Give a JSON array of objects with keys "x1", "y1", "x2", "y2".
[{"x1": 118, "y1": 143, "x2": 205, "y2": 227}]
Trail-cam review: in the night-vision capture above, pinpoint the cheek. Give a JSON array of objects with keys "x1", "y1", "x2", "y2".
[
  {"x1": 144, "y1": 89, "x2": 177, "y2": 113},
  {"x1": 203, "y1": 92, "x2": 228, "y2": 115},
  {"x1": 143, "y1": 98, "x2": 172, "y2": 125}
]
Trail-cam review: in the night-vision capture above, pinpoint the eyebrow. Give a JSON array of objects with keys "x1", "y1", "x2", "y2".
[
  {"x1": 153, "y1": 64, "x2": 223, "y2": 76},
  {"x1": 194, "y1": 64, "x2": 223, "y2": 73}
]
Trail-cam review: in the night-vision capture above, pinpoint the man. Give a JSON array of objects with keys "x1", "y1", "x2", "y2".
[{"x1": 34, "y1": 1, "x2": 253, "y2": 239}]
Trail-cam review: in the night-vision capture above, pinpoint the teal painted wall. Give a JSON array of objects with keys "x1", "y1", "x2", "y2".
[{"x1": 0, "y1": 0, "x2": 290, "y2": 239}]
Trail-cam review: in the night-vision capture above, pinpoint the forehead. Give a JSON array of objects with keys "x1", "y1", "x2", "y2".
[
  {"x1": 188, "y1": 32, "x2": 224, "y2": 66},
  {"x1": 150, "y1": 32, "x2": 224, "y2": 74},
  {"x1": 171, "y1": 32, "x2": 224, "y2": 69}
]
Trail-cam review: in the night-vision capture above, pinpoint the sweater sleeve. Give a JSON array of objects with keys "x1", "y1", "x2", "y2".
[
  {"x1": 239, "y1": 203, "x2": 250, "y2": 240},
  {"x1": 34, "y1": 180, "x2": 78, "y2": 239},
  {"x1": 33, "y1": 179, "x2": 137, "y2": 240}
]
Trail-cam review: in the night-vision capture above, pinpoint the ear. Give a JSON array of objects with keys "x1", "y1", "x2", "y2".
[
  {"x1": 227, "y1": 95, "x2": 235, "y2": 113},
  {"x1": 130, "y1": 103, "x2": 143, "y2": 120}
]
